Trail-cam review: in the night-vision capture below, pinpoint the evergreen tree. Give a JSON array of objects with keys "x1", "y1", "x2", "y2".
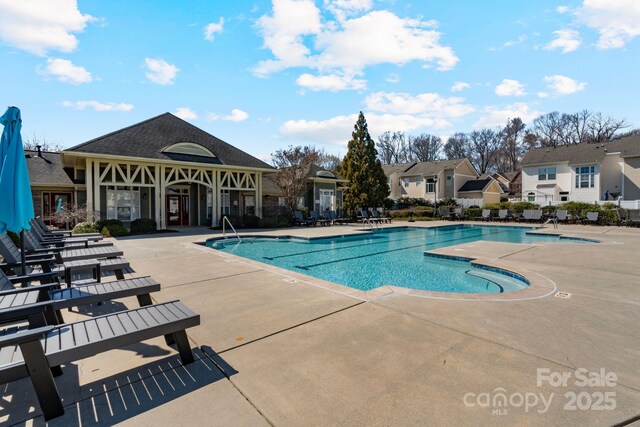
[{"x1": 342, "y1": 112, "x2": 389, "y2": 215}]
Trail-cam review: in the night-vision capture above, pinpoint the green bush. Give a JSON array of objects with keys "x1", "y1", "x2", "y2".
[
  {"x1": 261, "y1": 215, "x2": 291, "y2": 228},
  {"x1": 601, "y1": 202, "x2": 617, "y2": 210},
  {"x1": 482, "y1": 201, "x2": 540, "y2": 214},
  {"x1": 72, "y1": 221, "x2": 100, "y2": 234},
  {"x1": 395, "y1": 197, "x2": 434, "y2": 209},
  {"x1": 438, "y1": 197, "x2": 459, "y2": 207},
  {"x1": 242, "y1": 214, "x2": 261, "y2": 228},
  {"x1": 463, "y1": 208, "x2": 483, "y2": 220},
  {"x1": 555, "y1": 202, "x2": 596, "y2": 219},
  {"x1": 130, "y1": 218, "x2": 157, "y2": 234},
  {"x1": 389, "y1": 207, "x2": 435, "y2": 218},
  {"x1": 96, "y1": 219, "x2": 128, "y2": 237}
]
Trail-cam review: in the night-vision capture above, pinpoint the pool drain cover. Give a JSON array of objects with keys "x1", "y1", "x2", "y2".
[{"x1": 555, "y1": 291, "x2": 571, "y2": 299}]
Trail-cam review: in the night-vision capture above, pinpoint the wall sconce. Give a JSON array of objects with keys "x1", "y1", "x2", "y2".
[{"x1": 233, "y1": 200, "x2": 238, "y2": 206}]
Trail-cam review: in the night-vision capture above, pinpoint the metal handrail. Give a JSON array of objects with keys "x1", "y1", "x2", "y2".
[{"x1": 222, "y1": 216, "x2": 242, "y2": 241}]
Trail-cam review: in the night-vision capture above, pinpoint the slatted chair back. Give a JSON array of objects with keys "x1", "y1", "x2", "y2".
[
  {"x1": 23, "y1": 229, "x2": 46, "y2": 251},
  {"x1": 586, "y1": 212, "x2": 599, "y2": 222},
  {"x1": 531, "y1": 210, "x2": 543, "y2": 221},
  {"x1": 0, "y1": 270, "x2": 15, "y2": 292},
  {"x1": 498, "y1": 209, "x2": 508, "y2": 219},
  {"x1": 555, "y1": 210, "x2": 568, "y2": 221},
  {"x1": 0, "y1": 234, "x2": 22, "y2": 264}
]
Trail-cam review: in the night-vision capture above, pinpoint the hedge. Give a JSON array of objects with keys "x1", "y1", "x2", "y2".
[
  {"x1": 72, "y1": 222, "x2": 100, "y2": 234},
  {"x1": 130, "y1": 218, "x2": 157, "y2": 234},
  {"x1": 96, "y1": 219, "x2": 128, "y2": 237}
]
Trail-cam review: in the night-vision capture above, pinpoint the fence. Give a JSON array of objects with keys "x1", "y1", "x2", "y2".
[
  {"x1": 455, "y1": 198, "x2": 640, "y2": 209},
  {"x1": 455, "y1": 198, "x2": 483, "y2": 208}
]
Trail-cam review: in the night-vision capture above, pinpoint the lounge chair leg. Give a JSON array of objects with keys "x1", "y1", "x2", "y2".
[
  {"x1": 164, "y1": 333, "x2": 176, "y2": 346},
  {"x1": 115, "y1": 268, "x2": 125, "y2": 280},
  {"x1": 51, "y1": 366, "x2": 64, "y2": 377},
  {"x1": 173, "y1": 330, "x2": 195, "y2": 365},
  {"x1": 136, "y1": 293, "x2": 153, "y2": 307},
  {"x1": 20, "y1": 340, "x2": 65, "y2": 420}
]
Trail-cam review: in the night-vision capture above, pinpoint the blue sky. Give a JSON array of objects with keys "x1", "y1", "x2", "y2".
[{"x1": 1, "y1": 0, "x2": 639, "y2": 162}]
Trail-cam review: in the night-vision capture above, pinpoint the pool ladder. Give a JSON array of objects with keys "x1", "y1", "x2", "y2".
[
  {"x1": 362, "y1": 218, "x2": 379, "y2": 229},
  {"x1": 222, "y1": 216, "x2": 242, "y2": 242}
]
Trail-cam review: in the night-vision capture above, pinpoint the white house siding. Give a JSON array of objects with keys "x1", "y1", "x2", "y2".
[
  {"x1": 522, "y1": 163, "x2": 572, "y2": 202},
  {"x1": 601, "y1": 153, "x2": 623, "y2": 198},
  {"x1": 624, "y1": 157, "x2": 640, "y2": 199},
  {"x1": 571, "y1": 164, "x2": 601, "y2": 202}
]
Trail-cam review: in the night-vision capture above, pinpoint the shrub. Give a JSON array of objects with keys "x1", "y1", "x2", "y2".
[
  {"x1": 463, "y1": 208, "x2": 483, "y2": 220},
  {"x1": 242, "y1": 214, "x2": 261, "y2": 228},
  {"x1": 72, "y1": 221, "x2": 100, "y2": 234},
  {"x1": 395, "y1": 197, "x2": 433, "y2": 209},
  {"x1": 602, "y1": 202, "x2": 618, "y2": 210},
  {"x1": 96, "y1": 219, "x2": 128, "y2": 237},
  {"x1": 130, "y1": 218, "x2": 157, "y2": 234},
  {"x1": 261, "y1": 215, "x2": 291, "y2": 228},
  {"x1": 438, "y1": 197, "x2": 459, "y2": 207}
]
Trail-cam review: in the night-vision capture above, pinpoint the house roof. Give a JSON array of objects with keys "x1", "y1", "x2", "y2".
[
  {"x1": 458, "y1": 178, "x2": 493, "y2": 192},
  {"x1": 25, "y1": 150, "x2": 74, "y2": 186},
  {"x1": 521, "y1": 135, "x2": 640, "y2": 166},
  {"x1": 65, "y1": 113, "x2": 274, "y2": 170},
  {"x1": 307, "y1": 164, "x2": 347, "y2": 181},
  {"x1": 381, "y1": 162, "x2": 415, "y2": 175},
  {"x1": 503, "y1": 170, "x2": 521, "y2": 181},
  {"x1": 383, "y1": 158, "x2": 468, "y2": 177}
]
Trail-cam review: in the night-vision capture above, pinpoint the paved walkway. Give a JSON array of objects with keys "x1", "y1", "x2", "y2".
[{"x1": 3, "y1": 222, "x2": 640, "y2": 426}]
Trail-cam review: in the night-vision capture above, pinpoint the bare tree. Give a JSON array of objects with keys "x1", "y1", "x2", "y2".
[
  {"x1": 469, "y1": 129, "x2": 501, "y2": 174},
  {"x1": 314, "y1": 148, "x2": 342, "y2": 173},
  {"x1": 530, "y1": 112, "x2": 567, "y2": 148},
  {"x1": 499, "y1": 117, "x2": 526, "y2": 171},
  {"x1": 443, "y1": 132, "x2": 469, "y2": 159},
  {"x1": 587, "y1": 112, "x2": 629, "y2": 142},
  {"x1": 409, "y1": 134, "x2": 442, "y2": 162},
  {"x1": 23, "y1": 134, "x2": 63, "y2": 152},
  {"x1": 376, "y1": 131, "x2": 409, "y2": 164},
  {"x1": 271, "y1": 146, "x2": 320, "y2": 219}
]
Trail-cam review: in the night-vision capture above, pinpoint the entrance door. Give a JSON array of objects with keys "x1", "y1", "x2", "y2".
[
  {"x1": 166, "y1": 194, "x2": 190, "y2": 226},
  {"x1": 42, "y1": 192, "x2": 72, "y2": 226},
  {"x1": 319, "y1": 190, "x2": 335, "y2": 213}
]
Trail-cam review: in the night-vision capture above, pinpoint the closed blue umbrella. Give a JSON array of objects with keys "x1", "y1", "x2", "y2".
[{"x1": 0, "y1": 106, "x2": 34, "y2": 273}]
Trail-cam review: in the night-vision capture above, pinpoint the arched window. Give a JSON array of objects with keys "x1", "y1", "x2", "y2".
[
  {"x1": 316, "y1": 170, "x2": 336, "y2": 179},
  {"x1": 162, "y1": 142, "x2": 216, "y2": 158}
]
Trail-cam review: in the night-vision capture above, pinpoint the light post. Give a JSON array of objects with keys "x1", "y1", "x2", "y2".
[{"x1": 433, "y1": 175, "x2": 438, "y2": 218}]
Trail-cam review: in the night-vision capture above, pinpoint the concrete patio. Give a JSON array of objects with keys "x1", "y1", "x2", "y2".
[{"x1": 2, "y1": 221, "x2": 640, "y2": 426}]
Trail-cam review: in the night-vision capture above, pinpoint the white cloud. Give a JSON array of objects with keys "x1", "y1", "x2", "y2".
[
  {"x1": 556, "y1": 5, "x2": 569, "y2": 14},
  {"x1": 37, "y1": 58, "x2": 92, "y2": 84},
  {"x1": 204, "y1": 18, "x2": 224, "y2": 42},
  {"x1": 474, "y1": 103, "x2": 542, "y2": 128},
  {"x1": 281, "y1": 112, "x2": 449, "y2": 146},
  {"x1": 174, "y1": 107, "x2": 198, "y2": 120},
  {"x1": 488, "y1": 35, "x2": 526, "y2": 51},
  {"x1": 544, "y1": 29, "x2": 581, "y2": 53},
  {"x1": 144, "y1": 58, "x2": 179, "y2": 85},
  {"x1": 450, "y1": 81, "x2": 470, "y2": 92},
  {"x1": 543, "y1": 74, "x2": 587, "y2": 95},
  {"x1": 364, "y1": 91, "x2": 474, "y2": 119},
  {"x1": 577, "y1": 0, "x2": 640, "y2": 49},
  {"x1": 296, "y1": 72, "x2": 366, "y2": 91},
  {"x1": 385, "y1": 73, "x2": 400, "y2": 83},
  {"x1": 253, "y1": 1, "x2": 458, "y2": 90},
  {"x1": 495, "y1": 79, "x2": 527, "y2": 97},
  {"x1": 207, "y1": 108, "x2": 249, "y2": 122},
  {"x1": 0, "y1": 0, "x2": 94, "y2": 56},
  {"x1": 61, "y1": 100, "x2": 133, "y2": 112}
]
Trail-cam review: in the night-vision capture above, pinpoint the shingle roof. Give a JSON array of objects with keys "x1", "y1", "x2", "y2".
[
  {"x1": 458, "y1": 178, "x2": 492, "y2": 192},
  {"x1": 382, "y1": 162, "x2": 415, "y2": 175},
  {"x1": 25, "y1": 150, "x2": 74, "y2": 186},
  {"x1": 521, "y1": 135, "x2": 640, "y2": 166},
  {"x1": 400, "y1": 158, "x2": 468, "y2": 177},
  {"x1": 65, "y1": 113, "x2": 274, "y2": 170}
]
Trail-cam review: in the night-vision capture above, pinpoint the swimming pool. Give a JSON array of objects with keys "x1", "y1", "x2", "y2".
[{"x1": 207, "y1": 225, "x2": 591, "y2": 294}]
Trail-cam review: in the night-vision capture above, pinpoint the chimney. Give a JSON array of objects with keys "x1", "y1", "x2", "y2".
[{"x1": 36, "y1": 144, "x2": 42, "y2": 156}]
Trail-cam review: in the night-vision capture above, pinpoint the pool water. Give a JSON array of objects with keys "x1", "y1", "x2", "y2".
[{"x1": 207, "y1": 225, "x2": 591, "y2": 294}]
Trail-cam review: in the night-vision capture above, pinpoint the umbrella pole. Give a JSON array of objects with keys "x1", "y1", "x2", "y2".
[{"x1": 20, "y1": 230, "x2": 26, "y2": 276}]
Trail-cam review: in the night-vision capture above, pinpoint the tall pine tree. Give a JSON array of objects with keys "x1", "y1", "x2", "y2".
[{"x1": 342, "y1": 112, "x2": 390, "y2": 215}]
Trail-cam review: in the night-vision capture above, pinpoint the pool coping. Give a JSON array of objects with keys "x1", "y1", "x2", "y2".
[{"x1": 197, "y1": 223, "x2": 595, "y2": 302}]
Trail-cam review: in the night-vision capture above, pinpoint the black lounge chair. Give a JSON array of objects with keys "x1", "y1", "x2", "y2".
[
  {"x1": 0, "y1": 300, "x2": 199, "y2": 420},
  {"x1": 554, "y1": 209, "x2": 569, "y2": 224},
  {"x1": 626, "y1": 209, "x2": 640, "y2": 227},
  {"x1": 29, "y1": 219, "x2": 103, "y2": 245},
  {"x1": 452, "y1": 208, "x2": 463, "y2": 220},
  {"x1": 370, "y1": 209, "x2": 391, "y2": 223},
  {"x1": 475, "y1": 209, "x2": 491, "y2": 221},
  {"x1": 34, "y1": 217, "x2": 102, "y2": 239},
  {"x1": 516, "y1": 210, "x2": 533, "y2": 222},
  {"x1": 498, "y1": 209, "x2": 514, "y2": 222},
  {"x1": 582, "y1": 211, "x2": 599, "y2": 225},
  {"x1": 18, "y1": 233, "x2": 123, "y2": 263},
  {"x1": 0, "y1": 269, "x2": 160, "y2": 324},
  {"x1": 294, "y1": 210, "x2": 316, "y2": 226},
  {"x1": 328, "y1": 211, "x2": 350, "y2": 225},
  {"x1": 530, "y1": 209, "x2": 543, "y2": 223},
  {"x1": 310, "y1": 211, "x2": 331, "y2": 226},
  {"x1": 439, "y1": 207, "x2": 452, "y2": 220},
  {"x1": 25, "y1": 227, "x2": 111, "y2": 250}
]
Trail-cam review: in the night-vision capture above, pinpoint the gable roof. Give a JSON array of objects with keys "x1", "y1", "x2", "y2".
[
  {"x1": 458, "y1": 177, "x2": 494, "y2": 192},
  {"x1": 402, "y1": 158, "x2": 469, "y2": 177},
  {"x1": 65, "y1": 113, "x2": 274, "y2": 170},
  {"x1": 382, "y1": 162, "x2": 415, "y2": 176},
  {"x1": 521, "y1": 135, "x2": 640, "y2": 166},
  {"x1": 25, "y1": 150, "x2": 74, "y2": 186}
]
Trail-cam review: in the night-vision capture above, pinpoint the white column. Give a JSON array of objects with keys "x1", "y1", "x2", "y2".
[
  {"x1": 86, "y1": 159, "x2": 94, "y2": 219},
  {"x1": 197, "y1": 183, "x2": 201, "y2": 225},
  {"x1": 94, "y1": 162, "x2": 101, "y2": 219},
  {"x1": 215, "y1": 170, "x2": 222, "y2": 226},
  {"x1": 255, "y1": 173, "x2": 262, "y2": 218}
]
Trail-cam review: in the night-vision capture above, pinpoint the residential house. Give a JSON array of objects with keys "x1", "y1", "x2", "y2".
[
  {"x1": 383, "y1": 158, "x2": 483, "y2": 202},
  {"x1": 30, "y1": 113, "x2": 275, "y2": 229},
  {"x1": 502, "y1": 170, "x2": 522, "y2": 199},
  {"x1": 520, "y1": 135, "x2": 640, "y2": 202},
  {"x1": 457, "y1": 177, "x2": 504, "y2": 205}
]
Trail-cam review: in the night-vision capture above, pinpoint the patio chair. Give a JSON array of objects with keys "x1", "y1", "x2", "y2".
[
  {"x1": 34, "y1": 217, "x2": 102, "y2": 239},
  {"x1": 614, "y1": 208, "x2": 627, "y2": 226},
  {"x1": 475, "y1": 209, "x2": 491, "y2": 221},
  {"x1": 0, "y1": 300, "x2": 199, "y2": 420},
  {"x1": 582, "y1": 211, "x2": 599, "y2": 225},
  {"x1": 26, "y1": 228, "x2": 110, "y2": 251},
  {"x1": 626, "y1": 209, "x2": 640, "y2": 227},
  {"x1": 452, "y1": 208, "x2": 463, "y2": 221},
  {"x1": 438, "y1": 207, "x2": 452, "y2": 220},
  {"x1": 554, "y1": 209, "x2": 569, "y2": 223},
  {"x1": 310, "y1": 211, "x2": 331, "y2": 226},
  {"x1": 530, "y1": 210, "x2": 543, "y2": 223},
  {"x1": 498, "y1": 209, "x2": 514, "y2": 222},
  {"x1": 370, "y1": 209, "x2": 391, "y2": 223},
  {"x1": 294, "y1": 210, "x2": 316, "y2": 226},
  {"x1": 516, "y1": 210, "x2": 533, "y2": 222},
  {"x1": 328, "y1": 211, "x2": 350, "y2": 225},
  {"x1": 29, "y1": 219, "x2": 103, "y2": 244},
  {"x1": 0, "y1": 268, "x2": 160, "y2": 325},
  {"x1": 11, "y1": 233, "x2": 124, "y2": 263}
]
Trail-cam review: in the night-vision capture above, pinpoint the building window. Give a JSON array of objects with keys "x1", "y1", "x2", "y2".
[
  {"x1": 416, "y1": 177, "x2": 422, "y2": 186},
  {"x1": 575, "y1": 166, "x2": 595, "y2": 188},
  {"x1": 278, "y1": 197, "x2": 285, "y2": 207},
  {"x1": 527, "y1": 192, "x2": 535, "y2": 202},
  {"x1": 206, "y1": 188, "x2": 213, "y2": 220},
  {"x1": 426, "y1": 182, "x2": 435, "y2": 193},
  {"x1": 244, "y1": 195, "x2": 255, "y2": 215},
  {"x1": 538, "y1": 167, "x2": 556, "y2": 180},
  {"x1": 106, "y1": 186, "x2": 140, "y2": 221},
  {"x1": 221, "y1": 190, "x2": 230, "y2": 215}
]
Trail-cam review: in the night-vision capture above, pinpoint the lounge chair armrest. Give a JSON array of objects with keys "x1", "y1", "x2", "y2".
[
  {"x1": 8, "y1": 271, "x2": 59, "y2": 285},
  {"x1": 0, "y1": 325, "x2": 54, "y2": 348},
  {"x1": 27, "y1": 247, "x2": 62, "y2": 254},
  {"x1": 0, "y1": 282, "x2": 60, "y2": 296}
]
